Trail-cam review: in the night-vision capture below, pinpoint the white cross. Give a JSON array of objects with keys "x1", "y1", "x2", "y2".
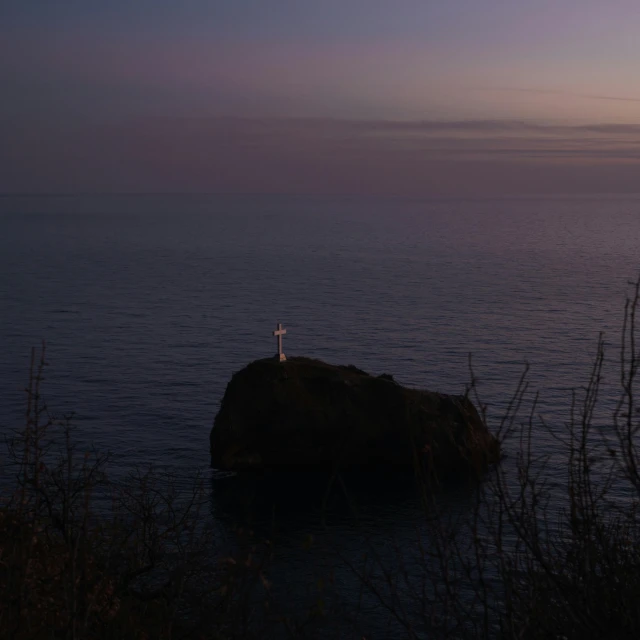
[{"x1": 273, "y1": 323, "x2": 287, "y2": 361}]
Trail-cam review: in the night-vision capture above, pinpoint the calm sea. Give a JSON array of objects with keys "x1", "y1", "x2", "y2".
[{"x1": 1, "y1": 194, "x2": 639, "y2": 635}]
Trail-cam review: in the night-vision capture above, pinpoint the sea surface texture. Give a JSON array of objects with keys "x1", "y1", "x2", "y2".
[{"x1": 1, "y1": 194, "x2": 639, "y2": 634}]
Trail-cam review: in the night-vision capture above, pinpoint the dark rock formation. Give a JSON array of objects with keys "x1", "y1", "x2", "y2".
[{"x1": 210, "y1": 357, "x2": 499, "y2": 478}]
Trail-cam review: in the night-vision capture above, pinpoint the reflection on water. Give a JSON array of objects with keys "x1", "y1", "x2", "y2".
[
  {"x1": 210, "y1": 470, "x2": 482, "y2": 638},
  {"x1": 211, "y1": 469, "x2": 479, "y2": 534}
]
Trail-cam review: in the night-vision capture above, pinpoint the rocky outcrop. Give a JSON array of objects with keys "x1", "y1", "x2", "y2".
[{"x1": 210, "y1": 357, "x2": 499, "y2": 478}]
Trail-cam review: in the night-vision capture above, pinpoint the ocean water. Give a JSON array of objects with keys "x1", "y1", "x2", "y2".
[{"x1": 1, "y1": 194, "x2": 639, "y2": 634}]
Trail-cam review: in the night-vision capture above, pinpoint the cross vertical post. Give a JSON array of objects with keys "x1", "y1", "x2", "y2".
[{"x1": 273, "y1": 323, "x2": 287, "y2": 361}]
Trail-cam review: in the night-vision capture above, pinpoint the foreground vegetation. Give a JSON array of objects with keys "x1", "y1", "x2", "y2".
[{"x1": 2, "y1": 279, "x2": 640, "y2": 639}]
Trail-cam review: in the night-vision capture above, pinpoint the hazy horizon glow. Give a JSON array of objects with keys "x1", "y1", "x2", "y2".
[{"x1": 2, "y1": 1, "x2": 640, "y2": 195}]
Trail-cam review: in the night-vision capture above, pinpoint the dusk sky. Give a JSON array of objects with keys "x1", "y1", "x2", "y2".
[{"x1": 2, "y1": 1, "x2": 640, "y2": 195}]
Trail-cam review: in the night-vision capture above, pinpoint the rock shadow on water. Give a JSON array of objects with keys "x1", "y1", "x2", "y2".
[
  {"x1": 207, "y1": 467, "x2": 486, "y2": 639},
  {"x1": 210, "y1": 466, "x2": 482, "y2": 538}
]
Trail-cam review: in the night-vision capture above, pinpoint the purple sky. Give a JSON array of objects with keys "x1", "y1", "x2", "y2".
[{"x1": 2, "y1": 1, "x2": 640, "y2": 195}]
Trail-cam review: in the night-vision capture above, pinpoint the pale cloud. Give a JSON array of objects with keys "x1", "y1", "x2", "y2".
[
  {"x1": 2, "y1": 117, "x2": 639, "y2": 196},
  {"x1": 478, "y1": 86, "x2": 640, "y2": 104}
]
